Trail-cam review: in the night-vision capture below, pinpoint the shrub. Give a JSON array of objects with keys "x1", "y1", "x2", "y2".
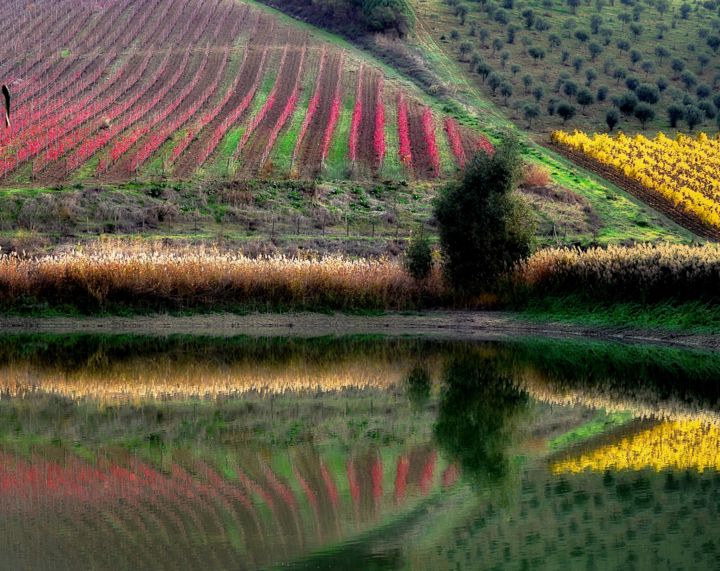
[
  {"x1": 522, "y1": 163, "x2": 551, "y2": 186},
  {"x1": 557, "y1": 102, "x2": 576, "y2": 122},
  {"x1": 434, "y1": 136, "x2": 535, "y2": 292},
  {"x1": 605, "y1": 109, "x2": 619, "y2": 131},
  {"x1": 0, "y1": 242, "x2": 446, "y2": 312},
  {"x1": 404, "y1": 229, "x2": 433, "y2": 280}
]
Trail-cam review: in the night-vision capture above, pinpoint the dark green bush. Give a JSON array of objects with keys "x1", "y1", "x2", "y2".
[
  {"x1": 404, "y1": 229, "x2": 433, "y2": 281},
  {"x1": 434, "y1": 136, "x2": 535, "y2": 293}
]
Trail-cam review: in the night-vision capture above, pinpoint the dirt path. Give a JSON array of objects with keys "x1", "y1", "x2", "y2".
[{"x1": 2, "y1": 312, "x2": 719, "y2": 350}]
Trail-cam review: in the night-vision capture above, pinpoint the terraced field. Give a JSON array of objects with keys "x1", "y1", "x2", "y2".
[{"x1": 0, "y1": 0, "x2": 490, "y2": 185}]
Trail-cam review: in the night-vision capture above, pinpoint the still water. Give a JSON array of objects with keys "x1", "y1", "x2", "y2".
[{"x1": 0, "y1": 335, "x2": 719, "y2": 570}]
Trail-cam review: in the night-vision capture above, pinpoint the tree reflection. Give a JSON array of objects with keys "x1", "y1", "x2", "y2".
[
  {"x1": 434, "y1": 351, "x2": 529, "y2": 486},
  {"x1": 405, "y1": 365, "x2": 432, "y2": 411}
]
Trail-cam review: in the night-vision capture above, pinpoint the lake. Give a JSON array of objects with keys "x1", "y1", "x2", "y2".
[{"x1": 0, "y1": 334, "x2": 718, "y2": 570}]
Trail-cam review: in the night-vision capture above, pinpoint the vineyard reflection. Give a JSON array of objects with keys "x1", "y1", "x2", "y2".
[{"x1": 0, "y1": 335, "x2": 719, "y2": 570}]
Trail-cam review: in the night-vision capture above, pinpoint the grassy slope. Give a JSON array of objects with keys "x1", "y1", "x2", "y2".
[
  {"x1": 0, "y1": 0, "x2": 700, "y2": 253},
  {"x1": 517, "y1": 296, "x2": 720, "y2": 334},
  {"x1": 238, "y1": 0, "x2": 697, "y2": 244},
  {"x1": 422, "y1": 0, "x2": 720, "y2": 135},
  {"x1": 402, "y1": 0, "x2": 696, "y2": 243}
]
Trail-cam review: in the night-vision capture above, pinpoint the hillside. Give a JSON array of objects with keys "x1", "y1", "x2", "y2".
[
  {"x1": 1, "y1": 0, "x2": 486, "y2": 185},
  {"x1": 413, "y1": 0, "x2": 720, "y2": 135},
  {"x1": 0, "y1": 0, "x2": 705, "y2": 256}
]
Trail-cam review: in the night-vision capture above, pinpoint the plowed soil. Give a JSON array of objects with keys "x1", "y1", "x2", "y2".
[
  {"x1": 354, "y1": 67, "x2": 382, "y2": 175},
  {"x1": 295, "y1": 51, "x2": 343, "y2": 179},
  {"x1": 407, "y1": 101, "x2": 436, "y2": 178}
]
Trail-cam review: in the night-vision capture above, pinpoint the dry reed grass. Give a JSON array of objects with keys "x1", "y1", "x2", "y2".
[
  {"x1": 513, "y1": 242, "x2": 720, "y2": 301},
  {"x1": 0, "y1": 239, "x2": 446, "y2": 312}
]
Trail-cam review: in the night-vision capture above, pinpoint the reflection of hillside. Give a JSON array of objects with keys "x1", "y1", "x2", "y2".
[
  {"x1": 551, "y1": 420, "x2": 720, "y2": 474},
  {"x1": 0, "y1": 442, "x2": 458, "y2": 570},
  {"x1": 403, "y1": 467, "x2": 720, "y2": 571}
]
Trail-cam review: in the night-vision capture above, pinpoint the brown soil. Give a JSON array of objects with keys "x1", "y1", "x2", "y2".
[
  {"x1": 3, "y1": 312, "x2": 720, "y2": 351},
  {"x1": 551, "y1": 142, "x2": 720, "y2": 242},
  {"x1": 354, "y1": 66, "x2": 382, "y2": 175}
]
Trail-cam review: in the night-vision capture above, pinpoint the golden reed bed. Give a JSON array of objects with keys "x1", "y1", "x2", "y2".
[{"x1": 0, "y1": 240, "x2": 445, "y2": 310}]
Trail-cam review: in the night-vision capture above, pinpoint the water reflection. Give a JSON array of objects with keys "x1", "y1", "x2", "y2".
[{"x1": 0, "y1": 335, "x2": 719, "y2": 569}]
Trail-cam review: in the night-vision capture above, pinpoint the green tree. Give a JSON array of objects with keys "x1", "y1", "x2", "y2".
[
  {"x1": 557, "y1": 102, "x2": 577, "y2": 122},
  {"x1": 459, "y1": 41, "x2": 473, "y2": 60},
  {"x1": 667, "y1": 103, "x2": 685, "y2": 127},
  {"x1": 563, "y1": 80, "x2": 578, "y2": 99},
  {"x1": 500, "y1": 81, "x2": 513, "y2": 105},
  {"x1": 634, "y1": 103, "x2": 655, "y2": 126},
  {"x1": 685, "y1": 104, "x2": 703, "y2": 130},
  {"x1": 636, "y1": 83, "x2": 659, "y2": 104},
  {"x1": 576, "y1": 87, "x2": 595, "y2": 110},
  {"x1": 487, "y1": 72, "x2": 503, "y2": 94},
  {"x1": 434, "y1": 136, "x2": 534, "y2": 292},
  {"x1": 523, "y1": 102, "x2": 541, "y2": 127},
  {"x1": 618, "y1": 92, "x2": 638, "y2": 116},
  {"x1": 434, "y1": 353, "x2": 529, "y2": 486},
  {"x1": 522, "y1": 74, "x2": 534, "y2": 93},
  {"x1": 585, "y1": 68, "x2": 597, "y2": 86},
  {"x1": 588, "y1": 42, "x2": 603, "y2": 61},
  {"x1": 361, "y1": 0, "x2": 411, "y2": 34}
]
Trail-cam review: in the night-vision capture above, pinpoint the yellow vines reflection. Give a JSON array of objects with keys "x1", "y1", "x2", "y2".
[{"x1": 552, "y1": 420, "x2": 720, "y2": 474}]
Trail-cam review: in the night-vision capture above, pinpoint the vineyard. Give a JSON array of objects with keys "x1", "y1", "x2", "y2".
[
  {"x1": 0, "y1": 0, "x2": 490, "y2": 185},
  {"x1": 552, "y1": 130, "x2": 720, "y2": 238}
]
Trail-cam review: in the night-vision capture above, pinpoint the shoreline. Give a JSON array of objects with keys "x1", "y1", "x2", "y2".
[{"x1": 2, "y1": 311, "x2": 720, "y2": 351}]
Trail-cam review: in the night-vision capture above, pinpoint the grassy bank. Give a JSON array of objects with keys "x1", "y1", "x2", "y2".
[{"x1": 517, "y1": 297, "x2": 720, "y2": 334}]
